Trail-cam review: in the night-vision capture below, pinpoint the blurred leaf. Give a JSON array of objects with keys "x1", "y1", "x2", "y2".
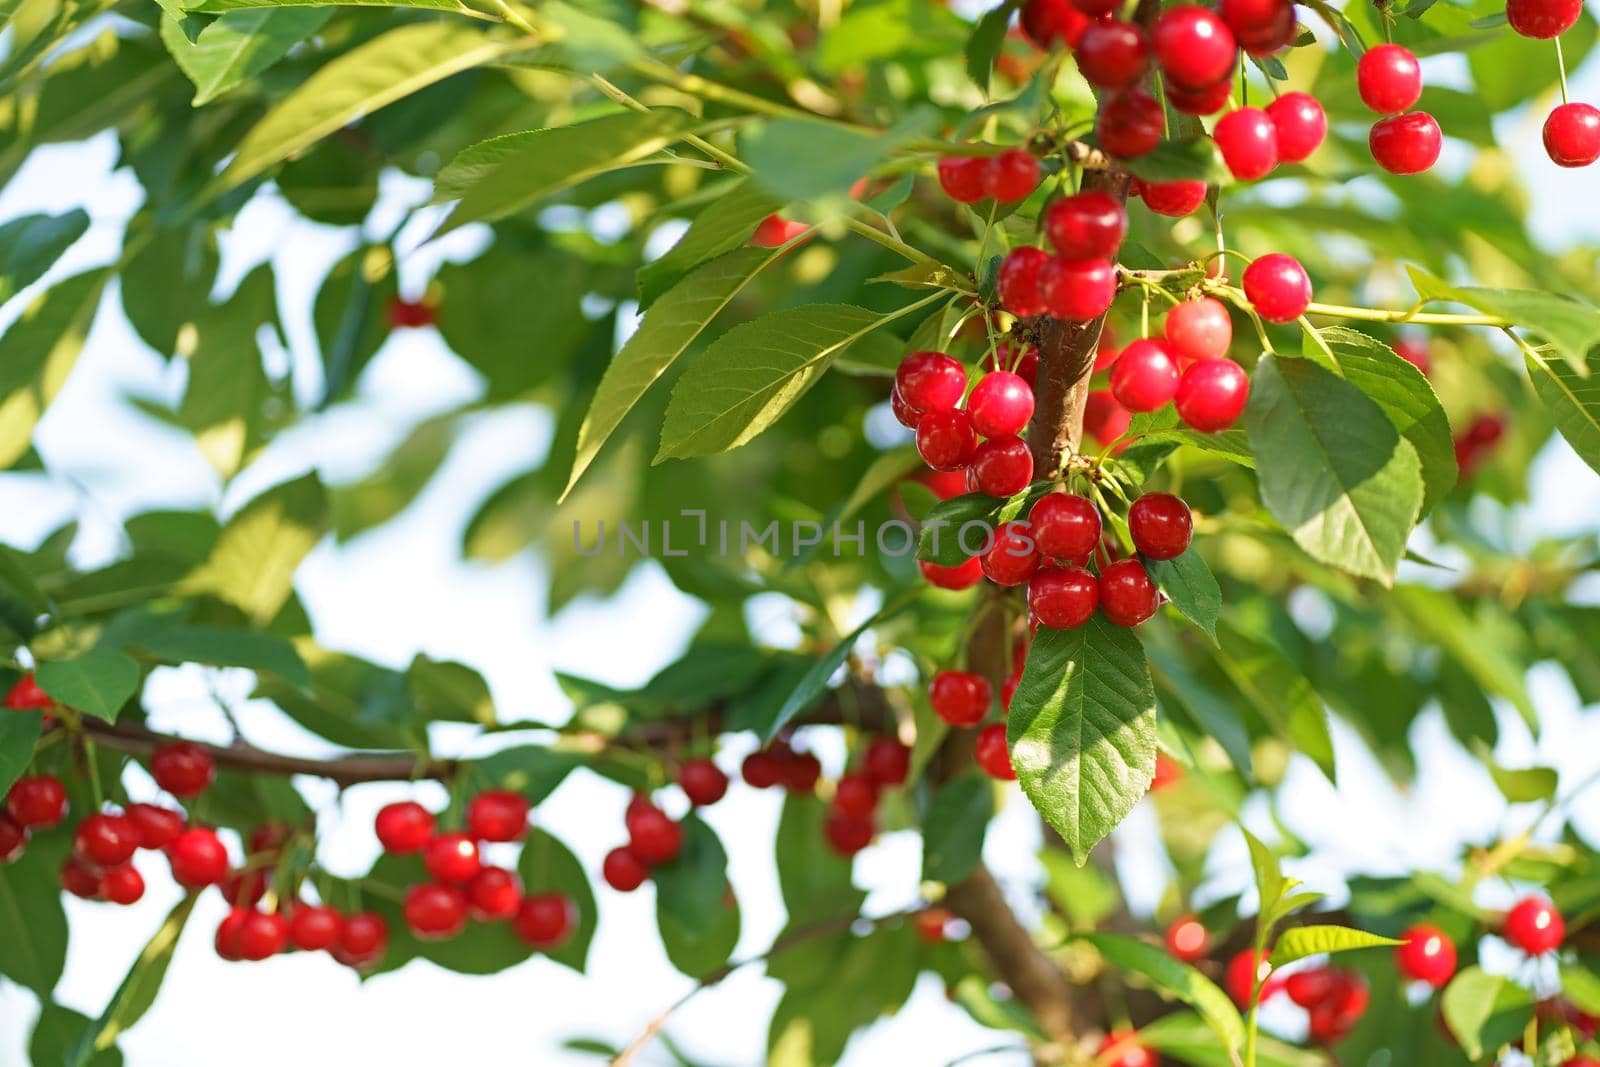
[
  {"x1": 0, "y1": 270, "x2": 108, "y2": 469},
  {"x1": 815, "y1": 0, "x2": 968, "y2": 73},
  {"x1": 1125, "y1": 137, "x2": 1229, "y2": 184},
  {"x1": 1216, "y1": 620, "x2": 1335, "y2": 780},
  {"x1": 1525, "y1": 349, "x2": 1600, "y2": 477},
  {"x1": 519, "y1": 827, "x2": 597, "y2": 973},
  {"x1": 1077, "y1": 933, "x2": 1244, "y2": 1054},
  {"x1": 188, "y1": 473, "x2": 328, "y2": 625},
  {"x1": 655, "y1": 815, "x2": 739, "y2": 977},
  {"x1": 921, "y1": 774, "x2": 992, "y2": 885},
  {"x1": 406, "y1": 653, "x2": 495, "y2": 726},
  {"x1": 159, "y1": 8, "x2": 331, "y2": 105},
  {"x1": 31, "y1": 1005, "x2": 122, "y2": 1067},
  {"x1": 1139, "y1": 1011, "x2": 1326, "y2": 1067},
  {"x1": 1472, "y1": 742, "x2": 1558, "y2": 804},
  {"x1": 965, "y1": 0, "x2": 1023, "y2": 90},
  {"x1": 637, "y1": 180, "x2": 785, "y2": 308},
  {"x1": 0, "y1": 209, "x2": 87, "y2": 303},
  {"x1": 37, "y1": 649, "x2": 139, "y2": 723},
  {"x1": 1408, "y1": 265, "x2": 1600, "y2": 374},
  {"x1": 1441, "y1": 965, "x2": 1533, "y2": 1060},
  {"x1": 742, "y1": 110, "x2": 937, "y2": 202},
  {"x1": 0, "y1": 830, "x2": 69, "y2": 994},
  {"x1": 1145, "y1": 550, "x2": 1220, "y2": 645},
  {"x1": 70, "y1": 895, "x2": 196, "y2": 1064},
  {"x1": 0, "y1": 711, "x2": 42, "y2": 797}
]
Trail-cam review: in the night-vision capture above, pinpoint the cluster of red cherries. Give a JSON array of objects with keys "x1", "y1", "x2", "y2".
[
  {"x1": 743, "y1": 734, "x2": 914, "y2": 858},
  {"x1": 1355, "y1": 43, "x2": 1443, "y2": 175},
  {"x1": 1506, "y1": 0, "x2": 1600, "y2": 168}
]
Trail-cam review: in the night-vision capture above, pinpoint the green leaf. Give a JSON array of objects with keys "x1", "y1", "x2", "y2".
[
  {"x1": 654, "y1": 816, "x2": 739, "y2": 977},
  {"x1": 432, "y1": 108, "x2": 701, "y2": 235},
  {"x1": 777, "y1": 794, "x2": 863, "y2": 927},
  {"x1": 188, "y1": 473, "x2": 328, "y2": 625},
  {"x1": 1441, "y1": 965, "x2": 1534, "y2": 1060},
  {"x1": 656, "y1": 303, "x2": 888, "y2": 461},
  {"x1": 1139, "y1": 1011, "x2": 1327, "y2": 1067},
  {"x1": 637, "y1": 180, "x2": 786, "y2": 308},
  {"x1": 1124, "y1": 137, "x2": 1229, "y2": 184},
  {"x1": 214, "y1": 23, "x2": 531, "y2": 193},
  {"x1": 0, "y1": 270, "x2": 108, "y2": 469},
  {"x1": 159, "y1": 8, "x2": 332, "y2": 105},
  {"x1": 1473, "y1": 743, "x2": 1558, "y2": 804},
  {"x1": 920, "y1": 774, "x2": 993, "y2": 886},
  {"x1": 0, "y1": 210, "x2": 87, "y2": 303},
  {"x1": 1245, "y1": 354, "x2": 1423, "y2": 585},
  {"x1": 1307, "y1": 326, "x2": 1457, "y2": 516},
  {"x1": 69, "y1": 895, "x2": 196, "y2": 1065},
  {"x1": 1144, "y1": 550, "x2": 1220, "y2": 644},
  {"x1": 0, "y1": 712, "x2": 41, "y2": 798},
  {"x1": 762, "y1": 596, "x2": 908, "y2": 742},
  {"x1": 406, "y1": 654, "x2": 496, "y2": 726},
  {"x1": 1389, "y1": 585, "x2": 1537, "y2": 729},
  {"x1": 184, "y1": 0, "x2": 471, "y2": 10},
  {"x1": 31, "y1": 1006, "x2": 122, "y2": 1067},
  {"x1": 815, "y1": 0, "x2": 968, "y2": 73},
  {"x1": 121, "y1": 622, "x2": 309, "y2": 687},
  {"x1": 1215, "y1": 619, "x2": 1335, "y2": 780},
  {"x1": 1525, "y1": 349, "x2": 1600, "y2": 477},
  {"x1": 742, "y1": 110, "x2": 937, "y2": 202},
  {"x1": 1270, "y1": 924, "x2": 1402, "y2": 967},
  {"x1": 917, "y1": 491, "x2": 1002, "y2": 567},
  {"x1": 36, "y1": 650, "x2": 139, "y2": 724},
  {"x1": 565, "y1": 247, "x2": 780, "y2": 499},
  {"x1": 1560, "y1": 966, "x2": 1600, "y2": 1017},
  {"x1": 518, "y1": 827, "x2": 596, "y2": 973},
  {"x1": 965, "y1": 0, "x2": 1022, "y2": 89},
  {"x1": 1008, "y1": 618, "x2": 1157, "y2": 865},
  {"x1": 1242, "y1": 827, "x2": 1289, "y2": 930},
  {"x1": 1407, "y1": 264, "x2": 1600, "y2": 373},
  {"x1": 0, "y1": 830, "x2": 69, "y2": 994},
  {"x1": 1076, "y1": 933, "x2": 1245, "y2": 1055}
]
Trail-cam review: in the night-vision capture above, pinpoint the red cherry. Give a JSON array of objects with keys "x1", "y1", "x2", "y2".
[
  {"x1": 97, "y1": 863, "x2": 143, "y2": 905},
  {"x1": 916, "y1": 409, "x2": 979, "y2": 471},
  {"x1": 1099, "y1": 559, "x2": 1159, "y2": 626},
  {"x1": 679, "y1": 758, "x2": 729, "y2": 806},
  {"x1": 1503, "y1": 896, "x2": 1565, "y2": 956},
  {"x1": 1395, "y1": 924, "x2": 1457, "y2": 988},
  {"x1": 930, "y1": 670, "x2": 993, "y2": 726},
  {"x1": 0, "y1": 812, "x2": 24, "y2": 863},
  {"x1": 1153, "y1": 6, "x2": 1238, "y2": 89},
  {"x1": 1214, "y1": 107, "x2": 1279, "y2": 180},
  {"x1": 248, "y1": 823, "x2": 290, "y2": 861},
  {"x1": 627, "y1": 806, "x2": 683, "y2": 866},
  {"x1": 967, "y1": 372, "x2": 1035, "y2": 438},
  {"x1": 289, "y1": 904, "x2": 343, "y2": 951},
  {"x1": 895, "y1": 351, "x2": 967, "y2": 417},
  {"x1": 602, "y1": 845, "x2": 649, "y2": 891},
  {"x1": 917, "y1": 468, "x2": 970, "y2": 500},
  {"x1": 1164, "y1": 297, "x2": 1232, "y2": 363},
  {"x1": 915, "y1": 907, "x2": 952, "y2": 943},
  {"x1": 919, "y1": 556, "x2": 985, "y2": 590},
  {"x1": 221, "y1": 868, "x2": 267, "y2": 909},
  {"x1": 968, "y1": 437, "x2": 1034, "y2": 497},
  {"x1": 1165, "y1": 914, "x2": 1210, "y2": 962},
  {"x1": 1098, "y1": 1031, "x2": 1158, "y2": 1067},
  {"x1": 1110, "y1": 339, "x2": 1180, "y2": 412},
  {"x1": 405, "y1": 883, "x2": 468, "y2": 940},
  {"x1": 374, "y1": 801, "x2": 434, "y2": 854},
  {"x1": 751, "y1": 215, "x2": 810, "y2": 248},
  {"x1": 464, "y1": 866, "x2": 523, "y2": 922},
  {"x1": 974, "y1": 723, "x2": 1016, "y2": 780},
  {"x1": 1176, "y1": 359, "x2": 1250, "y2": 432},
  {"x1": 741, "y1": 750, "x2": 781, "y2": 788},
  {"x1": 1097, "y1": 88, "x2": 1166, "y2": 158},
  {"x1": 781, "y1": 751, "x2": 822, "y2": 793},
  {"x1": 422, "y1": 832, "x2": 482, "y2": 884},
  {"x1": 168, "y1": 827, "x2": 229, "y2": 887},
  {"x1": 1138, "y1": 179, "x2": 1207, "y2": 217},
  {"x1": 1219, "y1": 0, "x2": 1296, "y2": 53},
  {"x1": 1030, "y1": 492, "x2": 1102, "y2": 564},
  {"x1": 1226, "y1": 948, "x2": 1282, "y2": 1007},
  {"x1": 891, "y1": 388, "x2": 923, "y2": 430},
  {"x1": 998, "y1": 247, "x2": 1050, "y2": 317},
  {"x1": 1357, "y1": 43, "x2": 1422, "y2": 114},
  {"x1": 1071, "y1": 0, "x2": 1122, "y2": 13},
  {"x1": 215, "y1": 908, "x2": 249, "y2": 961},
  {"x1": 6, "y1": 774, "x2": 67, "y2": 828},
  {"x1": 1075, "y1": 19, "x2": 1150, "y2": 89},
  {"x1": 1128, "y1": 494, "x2": 1193, "y2": 559},
  {"x1": 1369, "y1": 111, "x2": 1441, "y2": 174},
  {"x1": 386, "y1": 298, "x2": 436, "y2": 329},
  {"x1": 937, "y1": 156, "x2": 987, "y2": 203},
  {"x1": 334, "y1": 912, "x2": 387, "y2": 969},
  {"x1": 61, "y1": 855, "x2": 103, "y2": 898},
  {"x1": 1544, "y1": 103, "x2": 1600, "y2": 167},
  {"x1": 833, "y1": 773, "x2": 879, "y2": 818},
  {"x1": 1022, "y1": 0, "x2": 1092, "y2": 48},
  {"x1": 982, "y1": 521, "x2": 1042, "y2": 585},
  {"x1": 235, "y1": 910, "x2": 287, "y2": 961},
  {"x1": 982, "y1": 148, "x2": 1040, "y2": 202},
  {"x1": 823, "y1": 810, "x2": 874, "y2": 856},
  {"x1": 1165, "y1": 76, "x2": 1234, "y2": 116},
  {"x1": 1266, "y1": 92, "x2": 1327, "y2": 163},
  {"x1": 1039, "y1": 257, "x2": 1117, "y2": 321},
  {"x1": 863, "y1": 738, "x2": 911, "y2": 788},
  {"x1": 1084, "y1": 390, "x2": 1132, "y2": 444},
  {"x1": 1309, "y1": 971, "x2": 1369, "y2": 1043},
  {"x1": 75, "y1": 812, "x2": 141, "y2": 868},
  {"x1": 1507, "y1": 0, "x2": 1581, "y2": 38},
  {"x1": 1045, "y1": 191, "x2": 1127, "y2": 260},
  {"x1": 3, "y1": 674, "x2": 51, "y2": 710},
  {"x1": 1242, "y1": 253, "x2": 1311, "y2": 323},
  {"x1": 465, "y1": 789, "x2": 530, "y2": 843},
  {"x1": 1286, "y1": 966, "x2": 1337, "y2": 1007},
  {"x1": 514, "y1": 892, "x2": 576, "y2": 949},
  {"x1": 1029, "y1": 567, "x2": 1100, "y2": 629}
]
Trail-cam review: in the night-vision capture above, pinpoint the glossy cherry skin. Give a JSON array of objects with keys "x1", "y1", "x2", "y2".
[
  {"x1": 1308, "y1": 971, "x2": 1369, "y2": 1044},
  {"x1": 982, "y1": 148, "x2": 1040, "y2": 202},
  {"x1": 1022, "y1": 0, "x2": 1092, "y2": 48},
  {"x1": 974, "y1": 723, "x2": 1016, "y2": 780},
  {"x1": 1099, "y1": 559, "x2": 1160, "y2": 626},
  {"x1": 936, "y1": 156, "x2": 986, "y2": 203},
  {"x1": 1176, "y1": 359, "x2": 1250, "y2": 432},
  {"x1": 0, "y1": 812, "x2": 24, "y2": 863},
  {"x1": 602, "y1": 845, "x2": 649, "y2": 891},
  {"x1": 1165, "y1": 914, "x2": 1210, "y2": 962},
  {"x1": 1164, "y1": 297, "x2": 1232, "y2": 362},
  {"x1": 967, "y1": 372, "x2": 1035, "y2": 438},
  {"x1": 1544, "y1": 103, "x2": 1600, "y2": 167},
  {"x1": 1154, "y1": 6, "x2": 1238, "y2": 88},
  {"x1": 1286, "y1": 966, "x2": 1337, "y2": 1007},
  {"x1": 1097, "y1": 89, "x2": 1166, "y2": 158},
  {"x1": 465, "y1": 789, "x2": 530, "y2": 843},
  {"x1": 1030, "y1": 492, "x2": 1102, "y2": 564},
  {"x1": 1075, "y1": 19, "x2": 1150, "y2": 89},
  {"x1": 333, "y1": 912, "x2": 388, "y2": 969},
  {"x1": 1266, "y1": 92, "x2": 1328, "y2": 163},
  {"x1": 1506, "y1": 0, "x2": 1581, "y2": 38},
  {"x1": 1084, "y1": 390, "x2": 1132, "y2": 444},
  {"x1": 1138, "y1": 178, "x2": 1208, "y2": 217},
  {"x1": 1357, "y1": 44, "x2": 1422, "y2": 114},
  {"x1": 61, "y1": 855, "x2": 103, "y2": 899},
  {"x1": 75, "y1": 812, "x2": 141, "y2": 869},
  {"x1": 374, "y1": 801, "x2": 434, "y2": 854},
  {"x1": 168, "y1": 827, "x2": 229, "y2": 887},
  {"x1": 1370, "y1": 111, "x2": 1441, "y2": 174},
  {"x1": 1038, "y1": 257, "x2": 1118, "y2": 322},
  {"x1": 1214, "y1": 107, "x2": 1279, "y2": 180},
  {"x1": 3, "y1": 674, "x2": 51, "y2": 710},
  {"x1": 6, "y1": 774, "x2": 67, "y2": 828},
  {"x1": 1242, "y1": 253, "x2": 1311, "y2": 322},
  {"x1": 1045, "y1": 191, "x2": 1127, "y2": 260},
  {"x1": 236, "y1": 910, "x2": 288, "y2": 961},
  {"x1": 466, "y1": 866, "x2": 524, "y2": 921},
  {"x1": 741, "y1": 750, "x2": 781, "y2": 789},
  {"x1": 895, "y1": 351, "x2": 967, "y2": 417},
  {"x1": 1110, "y1": 339, "x2": 1181, "y2": 412},
  {"x1": 514, "y1": 892, "x2": 577, "y2": 949},
  {"x1": 150, "y1": 742, "x2": 216, "y2": 798},
  {"x1": 289, "y1": 904, "x2": 344, "y2": 951},
  {"x1": 1395, "y1": 923, "x2": 1457, "y2": 987},
  {"x1": 823, "y1": 810, "x2": 875, "y2": 855},
  {"x1": 930, "y1": 670, "x2": 993, "y2": 726},
  {"x1": 998, "y1": 246, "x2": 1050, "y2": 317},
  {"x1": 862, "y1": 738, "x2": 911, "y2": 787},
  {"x1": 1219, "y1": 0, "x2": 1296, "y2": 54},
  {"x1": 833, "y1": 773, "x2": 879, "y2": 818},
  {"x1": 627, "y1": 805, "x2": 684, "y2": 866},
  {"x1": 751, "y1": 215, "x2": 809, "y2": 248},
  {"x1": 916, "y1": 409, "x2": 978, "y2": 471},
  {"x1": 405, "y1": 883, "x2": 469, "y2": 940},
  {"x1": 97, "y1": 863, "x2": 143, "y2": 905},
  {"x1": 422, "y1": 832, "x2": 482, "y2": 884},
  {"x1": 1503, "y1": 896, "x2": 1565, "y2": 955},
  {"x1": 1225, "y1": 948, "x2": 1283, "y2": 1007},
  {"x1": 982, "y1": 521, "x2": 1042, "y2": 585},
  {"x1": 679, "y1": 757, "x2": 729, "y2": 806},
  {"x1": 222, "y1": 868, "x2": 267, "y2": 909},
  {"x1": 1128, "y1": 493, "x2": 1193, "y2": 560},
  {"x1": 1028, "y1": 567, "x2": 1100, "y2": 629},
  {"x1": 215, "y1": 908, "x2": 249, "y2": 961},
  {"x1": 1098, "y1": 1031, "x2": 1158, "y2": 1067},
  {"x1": 967, "y1": 437, "x2": 1034, "y2": 497},
  {"x1": 918, "y1": 556, "x2": 985, "y2": 590},
  {"x1": 1166, "y1": 77, "x2": 1233, "y2": 115},
  {"x1": 782, "y1": 751, "x2": 822, "y2": 793}
]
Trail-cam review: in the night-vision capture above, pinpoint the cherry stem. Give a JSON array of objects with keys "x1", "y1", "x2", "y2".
[{"x1": 1556, "y1": 37, "x2": 1570, "y2": 106}]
